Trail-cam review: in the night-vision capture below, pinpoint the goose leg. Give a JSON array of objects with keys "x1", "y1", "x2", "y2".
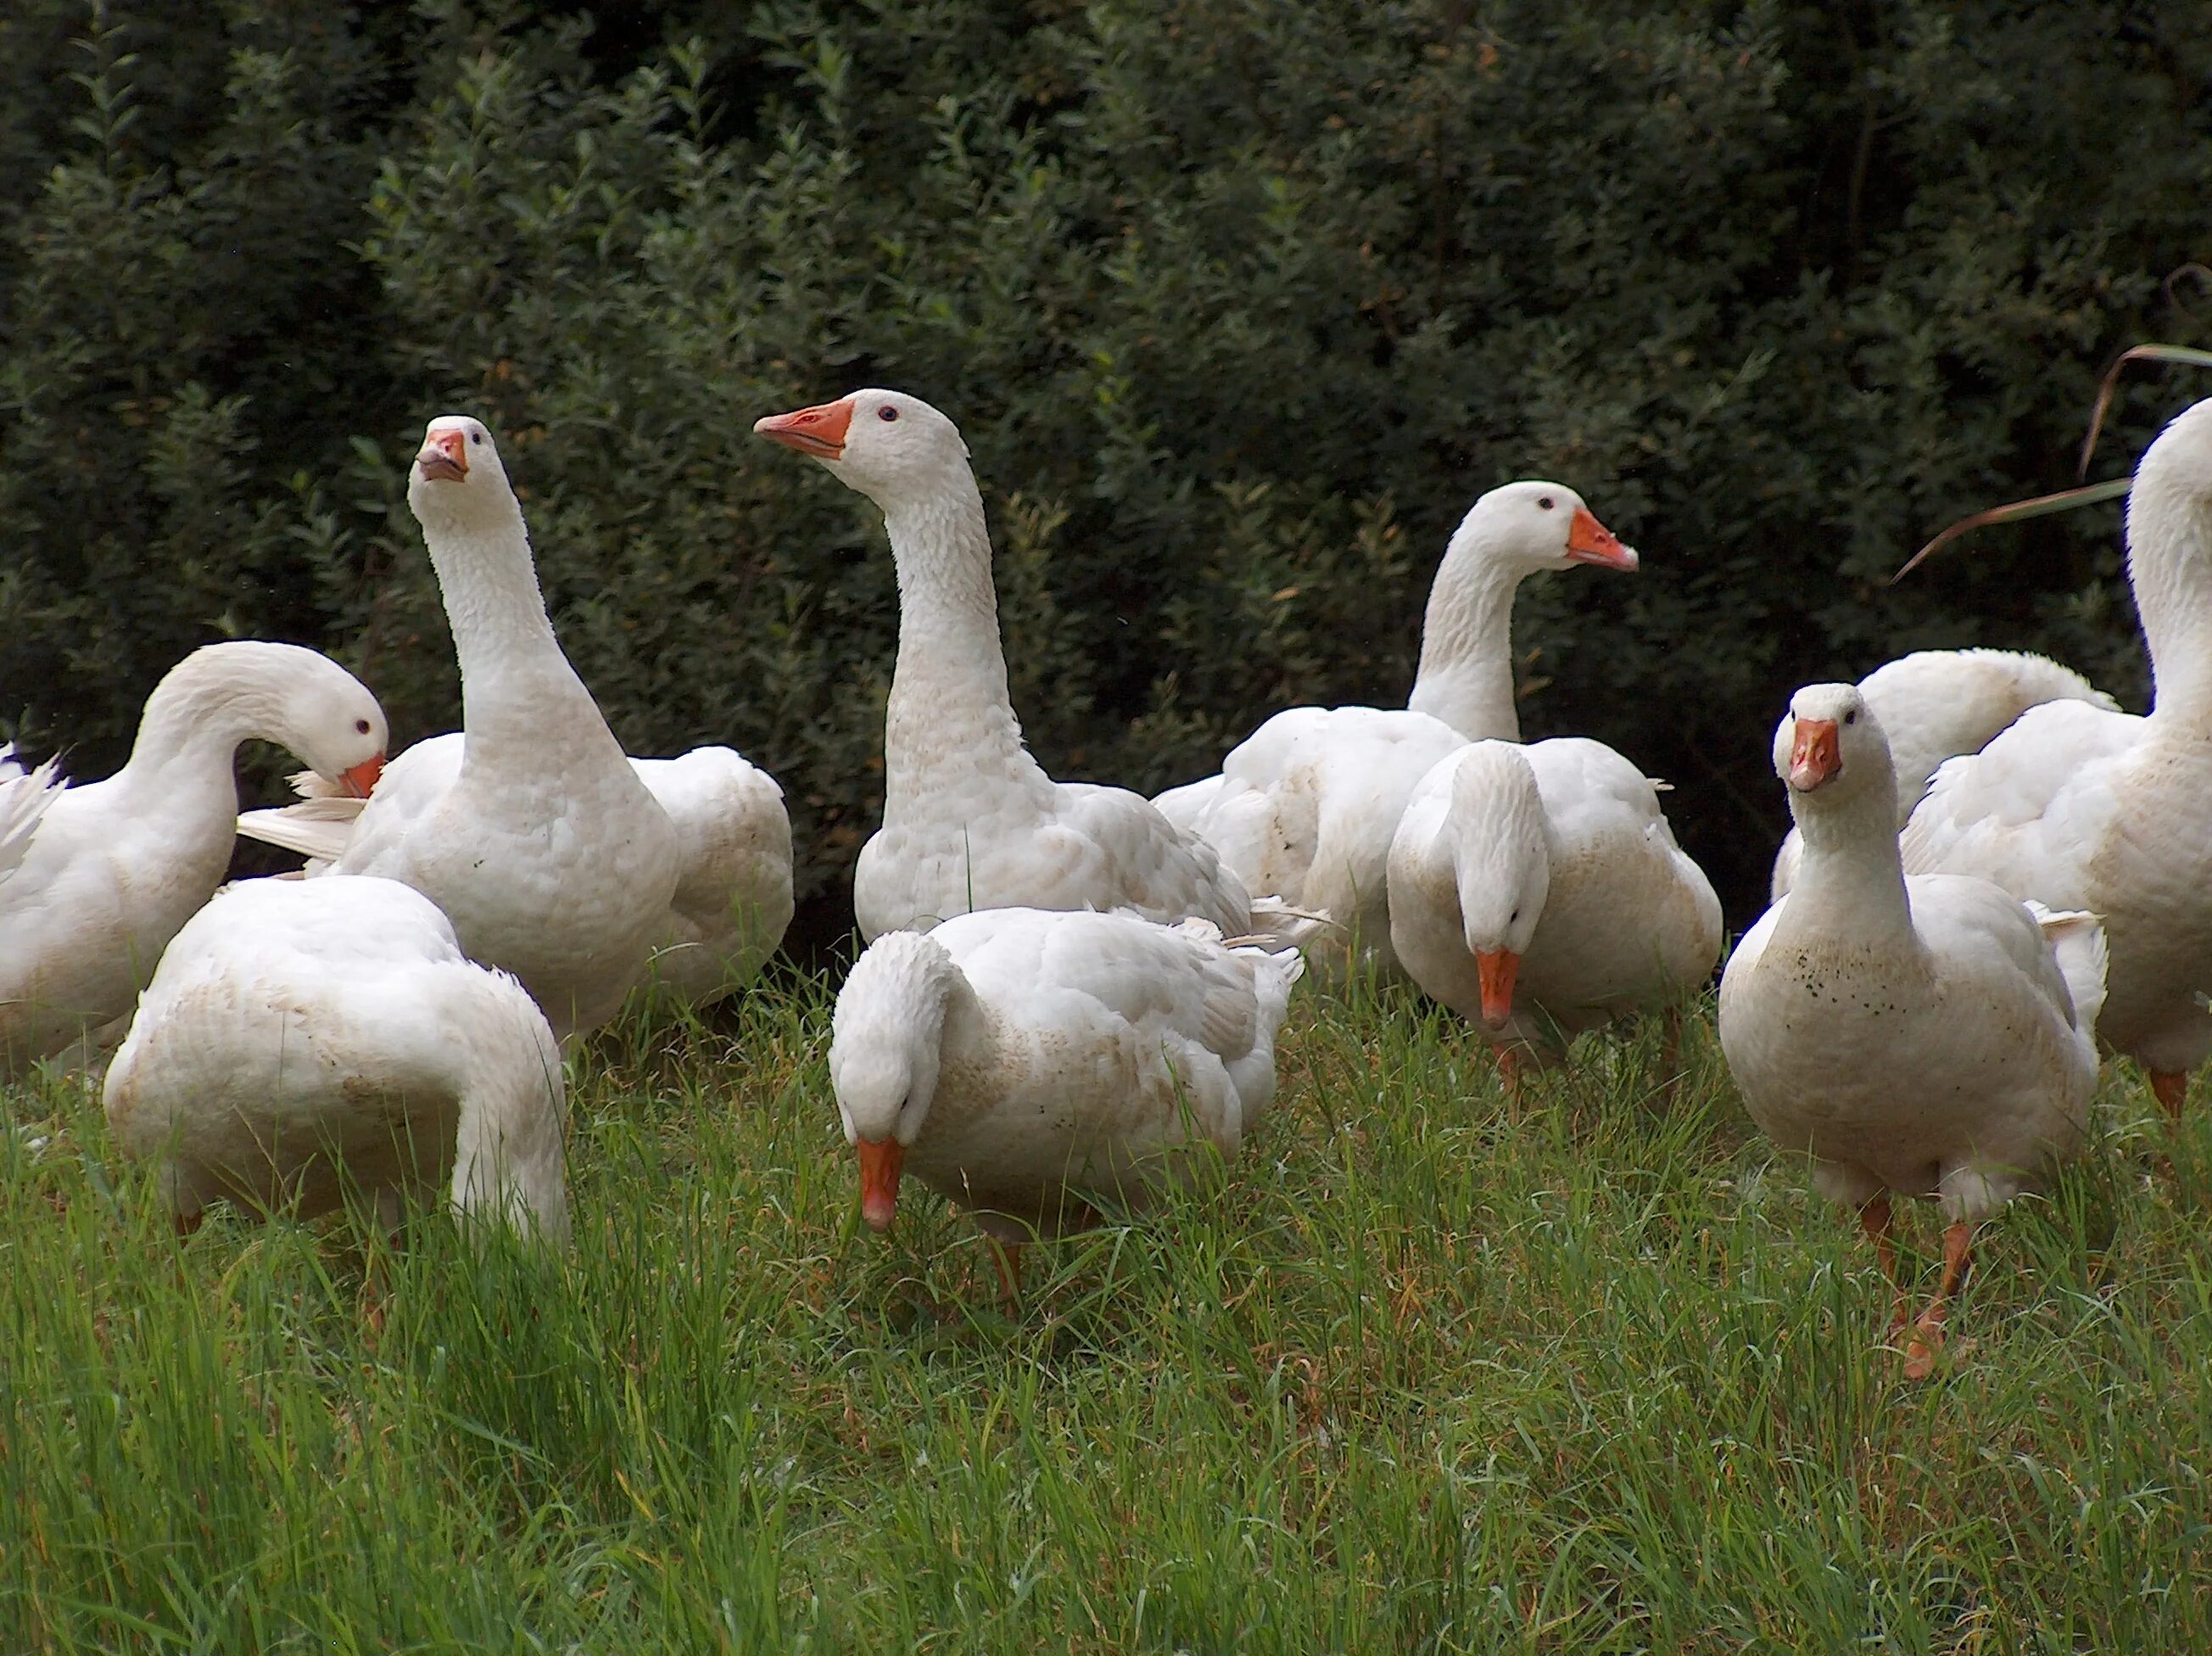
[
  {"x1": 1657, "y1": 1004, "x2": 1685, "y2": 1110},
  {"x1": 1856, "y1": 1194, "x2": 1909, "y2": 1335},
  {"x1": 1494, "y1": 1044, "x2": 1522, "y2": 1101},
  {"x1": 1903, "y1": 1221, "x2": 1972, "y2": 1382},
  {"x1": 2151, "y1": 1070, "x2": 2188, "y2": 1120},
  {"x1": 986, "y1": 1236, "x2": 1024, "y2": 1310}
]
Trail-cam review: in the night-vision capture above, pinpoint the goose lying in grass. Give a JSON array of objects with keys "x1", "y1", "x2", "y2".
[
  {"x1": 754, "y1": 390, "x2": 1315, "y2": 948},
  {"x1": 1899, "y1": 397, "x2": 2212, "y2": 1117},
  {"x1": 1388, "y1": 737, "x2": 1719, "y2": 1080},
  {"x1": 1153, "y1": 482, "x2": 1639, "y2": 981},
  {"x1": 233, "y1": 416, "x2": 761, "y2": 1038},
  {"x1": 1720, "y1": 683, "x2": 2104, "y2": 1379},
  {"x1": 1, "y1": 642, "x2": 387, "y2": 1072},
  {"x1": 104, "y1": 876, "x2": 567, "y2": 1242},
  {"x1": 1768, "y1": 648, "x2": 2116, "y2": 899},
  {"x1": 829, "y1": 907, "x2": 1304, "y2": 1301}
]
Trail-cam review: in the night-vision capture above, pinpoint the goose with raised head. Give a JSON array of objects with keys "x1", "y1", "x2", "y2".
[
  {"x1": 1900, "y1": 398, "x2": 2212, "y2": 1117},
  {"x1": 233, "y1": 417, "x2": 684, "y2": 1039},
  {"x1": 1769, "y1": 648, "x2": 2117, "y2": 898},
  {"x1": 104, "y1": 876, "x2": 568, "y2": 1243},
  {"x1": 0, "y1": 642, "x2": 387, "y2": 1072},
  {"x1": 829, "y1": 906, "x2": 1304, "y2": 1301},
  {"x1": 243, "y1": 736, "x2": 794, "y2": 1008},
  {"x1": 1721, "y1": 684, "x2": 2104, "y2": 1379},
  {"x1": 756, "y1": 389, "x2": 1301, "y2": 944},
  {"x1": 1388, "y1": 736, "x2": 1718, "y2": 1074},
  {"x1": 1153, "y1": 482, "x2": 1639, "y2": 980}
]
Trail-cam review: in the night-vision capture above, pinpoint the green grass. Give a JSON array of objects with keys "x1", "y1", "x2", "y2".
[{"x1": 4, "y1": 975, "x2": 2210, "y2": 1652}]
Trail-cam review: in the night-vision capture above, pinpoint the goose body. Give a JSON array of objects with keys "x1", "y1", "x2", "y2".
[
  {"x1": 1154, "y1": 482, "x2": 1638, "y2": 979},
  {"x1": 0, "y1": 643, "x2": 386, "y2": 1071},
  {"x1": 1769, "y1": 648, "x2": 2116, "y2": 899},
  {"x1": 241, "y1": 736, "x2": 793, "y2": 1007},
  {"x1": 104, "y1": 876, "x2": 567, "y2": 1240},
  {"x1": 1721, "y1": 684, "x2": 2103, "y2": 1374},
  {"x1": 1388, "y1": 737, "x2": 1719, "y2": 1061},
  {"x1": 756, "y1": 390, "x2": 1293, "y2": 945},
  {"x1": 1899, "y1": 399, "x2": 2212, "y2": 1101},
  {"x1": 829, "y1": 907, "x2": 1304, "y2": 1262},
  {"x1": 233, "y1": 417, "x2": 682, "y2": 1038}
]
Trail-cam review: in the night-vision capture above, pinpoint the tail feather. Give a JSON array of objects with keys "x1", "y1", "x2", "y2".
[
  {"x1": 2025, "y1": 901, "x2": 2108, "y2": 1044},
  {"x1": 235, "y1": 794, "x2": 364, "y2": 865},
  {"x1": 0, "y1": 754, "x2": 64, "y2": 881},
  {"x1": 1237, "y1": 895, "x2": 1338, "y2": 954}
]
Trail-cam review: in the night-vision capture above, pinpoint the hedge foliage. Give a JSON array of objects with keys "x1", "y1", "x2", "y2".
[{"x1": 4, "y1": 0, "x2": 2209, "y2": 940}]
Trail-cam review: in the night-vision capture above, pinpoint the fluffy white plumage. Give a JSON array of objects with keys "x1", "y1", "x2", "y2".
[
  {"x1": 103, "y1": 876, "x2": 567, "y2": 1240},
  {"x1": 234, "y1": 416, "x2": 690, "y2": 1039},
  {"x1": 241, "y1": 736, "x2": 794, "y2": 1008},
  {"x1": 1899, "y1": 397, "x2": 2212, "y2": 1080},
  {"x1": 0, "y1": 643, "x2": 387, "y2": 1072},
  {"x1": 1768, "y1": 647, "x2": 2116, "y2": 899},
  {"x1": 1388, "y1": 736, "x2": 1720, "y2": 1060},
  {"x1": 1153, "y1": 481, "x2": 1639, "y2": 979},
  {"x1": 756, "y1": 389, "x2": 1312, "y2": 948},
  {"x1": 827, "y1": 907, "x2": 1304, "y2": 1245},
  {"x1": 1723, "y1": 684, "x2": 2103, "y2": 1226}
]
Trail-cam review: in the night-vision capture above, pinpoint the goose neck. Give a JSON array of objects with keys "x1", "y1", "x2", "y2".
[
  {"x1": 117, "y1": 652, "x2": 284, "y2": 804},
  {"x1": 449, "y1": 983, "x2": 571, "y2": 1244},
  {"x1": 1780, "y1": 775, "x2": 1914, "y2": 944},
  {"x1": 879, "y1": 480, "x2": 1050, "y2": 811},
  {"x1": 421, "y1": 512, "x2": 606, "y2": 752},
  {"x1": 2130, "y1": 475, "x2": 2212, "y2": 726},
  {"x1": 1407, "y1": 543, "x2": 1527, "y2": 741}
]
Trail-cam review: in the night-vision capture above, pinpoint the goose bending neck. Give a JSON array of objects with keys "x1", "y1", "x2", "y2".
[
  {"x1": 1784, "y1": 773, "x2": 1913, "y2": 944},
  {"x1": 448, "y1": 979, "x2": 570, "y2": 1243},
  {"x1": 1407, "y1": 522, "x2": 1529, "y2": 741},
  {"x1": 2127, "y1": 465, "x2": 2212, "y2": 727},
  {"x1": 120, "y1": 646, "x2": 299, "y2": 792},
  {"x1": 880, "y1": 476, "x2": 1051, "y2": 813}
]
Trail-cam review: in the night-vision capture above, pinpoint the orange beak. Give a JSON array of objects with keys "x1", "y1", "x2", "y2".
[
  {"x1": 1566, "y1": 506, "x2": 1638, "y2": 571},
  {"x1": 1790, "y1": 719, "x2": 1841, "y2": 791},
  {"x1": 856, "y1": 1136, "x2": 905, "y2": 1233},
  {"x1": 341, "y1": 754, "x2": 384, "y2": 799},
  {"x1": 755, "y1": 397, "x2": 857, "y2": 461},
  {"x1": 1475, "y1": 948, "x2": 1519, "y2": 1029},
  {"x1": 416, "y1": 428, "x2": 467, "y2": 483}
]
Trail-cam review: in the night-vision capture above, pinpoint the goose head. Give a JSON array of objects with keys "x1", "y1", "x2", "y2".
[
  {"x1": 405, "y1": 415, "x2": 519, "y2": 531},
  {"x1": 1773, "y1": 682, "x2": 1894, "y2": 811},
  {"x1": 1444, "y1": 742, "x2": 1550, "y2": 1028},
  {"x1": 276, "y1": 656, "x2": 390, "y2": 800},
  {"x1": 1457, "y1": 480, "x2": 1639, "y2": 575},
  {"x1": 754, "y1": 389, "x2": 970, "y2": 510},
  {"x1": 828, "y1": 929, "x2": 963, "y2": 1232}
]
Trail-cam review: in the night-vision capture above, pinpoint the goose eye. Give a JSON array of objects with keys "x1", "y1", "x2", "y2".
[
  {"x1": 878, "y1": 406, "x2": 899, "y2": 422},
  {"x1": 470, "y1": 432, "x2": 483, "y2": 445},
  {"x1": 1509, "y1": 909, "x2": 1520, "y2": 925},
  {"x1": 1843, "y1": 710, "x2": 1857, "y2": 726},
  {"x1": 354, "y1": 719, "x2": 371, "y2": 735},
  {"x1": 1537, "y1": 495, "x2": 1555, "y2": 510}
]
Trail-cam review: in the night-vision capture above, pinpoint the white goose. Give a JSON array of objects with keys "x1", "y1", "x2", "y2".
[
  {"x1": 1769, "y1": 648, "x2": 2116, "y2": 899},
  {"x1": 755, "y1": 389, "x2": 1293, "y2": 943},
  {"x1": 1153, "y1": 482, "x2": 1638, "y2": 979},
  {"x1": 1720, "y1": 684, "x2": 2104, "y2": 1379},
  {"x1": 104, "y1": 876, "x2": 567, "y2": 1242},
  {"x1": 1, "y1": 642, "x2": 387, "y2": 1072},
  {"x1": 829, "y1": 906, "x2": 1304, "y2": 1299},
  {"x1": 1388, "y1": 737, "x2": 1719, "y2": 1073},
  {"x1": 1900, "y1": 397, "x2": 2212, "y2": 1116},
  {"x1": 233, "y1": 416, "x2": 685, "y2": 1038},
  {"x1": 243, "y1": 738, "x2": 794, "y2": 1008}
]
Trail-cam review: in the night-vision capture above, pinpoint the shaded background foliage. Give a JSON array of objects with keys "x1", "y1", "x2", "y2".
[{"x1": 3, "y1": 0, "x2": 2208, "y2": 949}]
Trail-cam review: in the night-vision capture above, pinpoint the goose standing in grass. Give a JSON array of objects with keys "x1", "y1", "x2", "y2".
[
  {"x1": 1768, "y1": 648, "x2": 2117, "y2": 899},
  {"x1": 1153, "y1": 482, "x2": 1638, "y2": 980},
  {"x1": 1388, "y1": 737, "x2": 1718, "y2": 1078},
  {"x1": 0, "y1": 642, "x2": 387, "y2": 1072},
  {"x1": 829, "y1": 907, "x2": 1304, "y2": 1301},
  {"x1": 1720, "y1": 684, "x2": 2104, "y2": 1379},
  {"x1": 1900, "y1": 398, "x2": 2212, "y2": 1117},
  {"x1": 233, "y1": 417, "x2": 692, "y2": 1039},
  {"x1": 755, "y1": 389, "x2": 1306, "y2": 945},
  {"x1": 104, "y1": 876, "x2": 568, "y2": 1243}
]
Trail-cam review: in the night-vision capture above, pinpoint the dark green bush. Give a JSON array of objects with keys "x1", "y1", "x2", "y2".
[{"x1": 3, "y1": 0, "x2": 2208, "y2": 939}]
